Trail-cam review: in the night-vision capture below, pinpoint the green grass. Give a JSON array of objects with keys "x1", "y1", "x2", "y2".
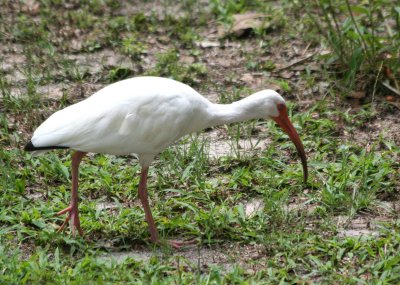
[
  {"x1": 298, "y1": 0, "x2": 400, "y2": 95},
  {"x1": 1, "y1": 0, "x2": 400, "y2": 284}
]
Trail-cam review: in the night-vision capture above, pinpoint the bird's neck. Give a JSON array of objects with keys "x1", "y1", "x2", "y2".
[{"x1": 208, "y1": 98, "x2": 261, "y2": 127}]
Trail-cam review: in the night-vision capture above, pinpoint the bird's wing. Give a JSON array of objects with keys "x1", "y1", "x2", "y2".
[
  {"x1": 31, "y1": 77, "x2": 212, "y2": 155},
  {"x1": 114, "y1": 92, "x2": 210, "y2": 156},
  {"x1": 30, "y1": 99, "x2": 120, "y2": 149}
]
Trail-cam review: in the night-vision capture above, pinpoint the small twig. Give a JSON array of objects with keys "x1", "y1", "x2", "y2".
[
  {"x1": 384, "y1": 19, "x2": 394, "y2": 38},
  {"x1": 276, "y1": 50, "x2": 319, "y2": 72},
  {"x1": 394, "y1": 79, "x2": 400, "y2": 92},
  {"x1": 381, "y1": 81, "x2": 400, "y2": 97},
  {"x1": 301, "y1": 42, "x2": 311, "y2": 57},
  {"x1": 371, "y1": 61, "x2": 383, "y2": 105}
]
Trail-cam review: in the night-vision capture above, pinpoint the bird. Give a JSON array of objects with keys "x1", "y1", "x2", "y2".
[{"x1": 25, "y1": 76, "x2": 307, "y2": 248}]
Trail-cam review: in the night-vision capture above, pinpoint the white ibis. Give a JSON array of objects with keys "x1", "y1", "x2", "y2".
[{"x1": 25, "y1": 76, "x2": 307, "y2": 247}]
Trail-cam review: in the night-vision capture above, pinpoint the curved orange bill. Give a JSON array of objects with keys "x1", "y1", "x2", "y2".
[{"x1": 272, "y1": 104, "x2": 308, "y2": 183}]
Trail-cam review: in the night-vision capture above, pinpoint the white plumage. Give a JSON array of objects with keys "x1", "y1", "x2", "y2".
[
  {"x1": 26, "y1": 76, "x2": 307, "y2": 247},
  {"x1": 32, "y1": 77, "x2": 210, "y2": 163}
]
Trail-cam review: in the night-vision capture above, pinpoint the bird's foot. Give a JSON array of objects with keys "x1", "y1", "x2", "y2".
[{"x1": 56, "y1": 205, "x2": 83, "y2": 236}]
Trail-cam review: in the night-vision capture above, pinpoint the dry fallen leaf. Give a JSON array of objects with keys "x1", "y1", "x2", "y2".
[
  {"x1": 386, "y1": 95, "x2": 394, "y2": 102},
  {"x1": 180, "y1": 55, "x2": 195, "y2": 64},
  {"x1": 218, "y1": 12, "x2": 270, "y2": 37},
  {"x1": 311, "y1": 112, "x2": 319, "y2": 119},
  {"x1": 196, "y1": 41, "x2": 220, "y2": 48},
  {"x1": 240, "y1": 73, "x2": 264, "y2": 87},
  {"x1": 21, "y1": 0, "x2": 40, "y2": 15},
  {"x1": 279, "y1": 71, "x2": 293, "y2": 79},
  {"x1": 240, "y1": 73, "x2": 254, "y2": 84},
  {"x1": 265, "y1": 83, "x2": 282, "y2": 92},
  {"x1": 348, "y1": 91, "x2": 366, "y2": 99}
]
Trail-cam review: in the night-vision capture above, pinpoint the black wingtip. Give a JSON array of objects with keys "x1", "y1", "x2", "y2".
[
  {"x1": 24, "y1": 141, "x2": 36, "y2": 151},
  {"x1": 24, "y1": 141, "x2": 69, "y2": 151}
]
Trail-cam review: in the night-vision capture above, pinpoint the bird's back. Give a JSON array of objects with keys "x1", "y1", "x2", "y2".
[{"x1": 30, "y1": 77, "x2": 212, "y2": 161}]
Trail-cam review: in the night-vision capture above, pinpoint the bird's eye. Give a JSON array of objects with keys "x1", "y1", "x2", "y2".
[{"x1": 277, "y1": 103, "x2": 285, "y2": 111}]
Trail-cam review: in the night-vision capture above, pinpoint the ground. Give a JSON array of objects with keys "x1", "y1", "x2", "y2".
[{"x1": 1, "y1": 0, "x2": 399, "y2": 284}]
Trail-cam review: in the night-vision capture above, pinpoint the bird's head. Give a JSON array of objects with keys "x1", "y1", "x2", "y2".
[{"x1": 249, "y1": 90, "x2": 308, "y2": 183}]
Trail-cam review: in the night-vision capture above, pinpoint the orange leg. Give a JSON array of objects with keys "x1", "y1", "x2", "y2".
[
  {"x1": 56, "y1": 151, "x2": 86, "y2": 236},
  {"x1": 137, "y1": 167, "x2": 159, "y2": 243},
  {"x1": 138, "y1": 167, "x2": 197, "y2": 248}
]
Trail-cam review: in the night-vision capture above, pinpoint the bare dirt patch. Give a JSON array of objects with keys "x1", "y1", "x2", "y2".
[
  {"x1": 98, "y1": 242, "x2": 266, "y2": 273},
  {"x1": 200, "y1": 129, "x2": 270, "y2": 159}
]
